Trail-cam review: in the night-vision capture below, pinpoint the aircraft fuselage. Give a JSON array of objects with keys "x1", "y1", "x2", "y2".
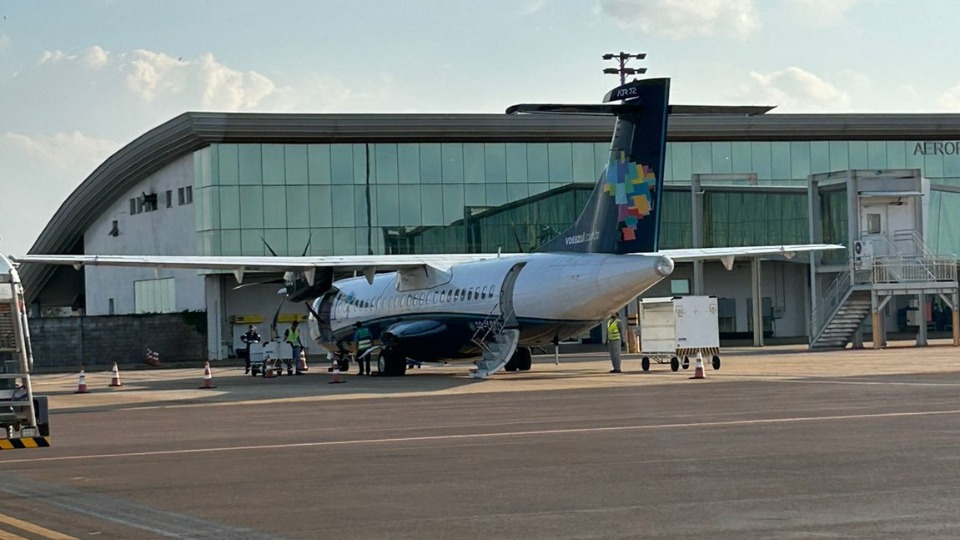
[{"x1": 308, "y1": 252, "x2": 673, "y2": 362}]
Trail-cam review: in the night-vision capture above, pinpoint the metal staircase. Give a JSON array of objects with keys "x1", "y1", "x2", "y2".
[
  {"x1": 810, "y1": 289, "x2": 871, "y2": 349},
  {"x1": 468, "y1": 261, "x2": 526, "y2": 379}
]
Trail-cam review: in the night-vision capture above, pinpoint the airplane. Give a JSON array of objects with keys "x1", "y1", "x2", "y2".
[{"x1": 16, "y1": 78, "x2": 840, "y2": 378}]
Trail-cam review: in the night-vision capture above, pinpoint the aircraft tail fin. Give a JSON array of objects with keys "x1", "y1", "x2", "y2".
[{"x1": 508, "y1": 77, "x2": 671, "y2": 254}]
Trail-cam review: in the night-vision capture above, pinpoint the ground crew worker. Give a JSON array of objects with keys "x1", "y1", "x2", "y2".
[
  {"x1": 240, "y1": 324, "x2": 261, "y2": 374},
  {"x1": 353, "y1": 321, "x2": 373, "y2": 375},
  {"x1": 607, "y1": 312, "x2": 624, "y2": 373},
  {"x1": 284, "y1": 320, "x2": 304, "y2": 375}
]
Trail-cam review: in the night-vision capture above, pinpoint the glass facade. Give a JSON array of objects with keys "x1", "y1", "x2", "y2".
[{"x1": 194, "y1": 140, "x2": 960, "y2": 257}]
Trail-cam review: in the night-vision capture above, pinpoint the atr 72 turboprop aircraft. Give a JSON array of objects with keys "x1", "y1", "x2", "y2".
[{"x1": 17, "y1": 78, "x2": 839, "y2": 378}]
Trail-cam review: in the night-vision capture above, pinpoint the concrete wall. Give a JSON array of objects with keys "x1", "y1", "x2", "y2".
[
  {"x1": 84, "y1": 154, "x2": 204, "y2": 316},
  {"x1": 30, "y1": 313, "x2": 207, "y2": 369}
]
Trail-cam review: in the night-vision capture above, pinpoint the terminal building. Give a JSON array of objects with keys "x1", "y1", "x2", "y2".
[{"x1": 20, "y1": 108, "x2": 960, "y2": 361}]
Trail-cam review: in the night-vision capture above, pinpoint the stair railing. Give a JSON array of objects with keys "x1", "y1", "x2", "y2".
[{"x1": 810, "y1": 262, "x2": 853, "y2": 339}]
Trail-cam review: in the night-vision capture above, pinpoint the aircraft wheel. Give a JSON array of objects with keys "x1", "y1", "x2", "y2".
[
  {"x1": 641, "y1": 357, "x2": 650, "y2": 372},
  {"x1": 712, "y1": 356, "x2": 721, "y2": 370},
  {"x1": 670, "y1": 357, "x2": 680, "y2": 372},
  {"x1": 504, "y1": 356, "x2": 519, "y2": 372},
  {"x1": 380, "y1": 347, "x2": 407, "y2": 377},
  {"x1": 682, "y1": 356, "x2": 690, "y2": 370},
  {"x1": 516, "y1": 347, "x2": 532, "y2": 371}
]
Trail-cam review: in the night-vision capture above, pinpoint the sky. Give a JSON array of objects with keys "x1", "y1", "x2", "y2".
[{"x1": 2, "y1": 0, "x2": 960, "y2": 256}]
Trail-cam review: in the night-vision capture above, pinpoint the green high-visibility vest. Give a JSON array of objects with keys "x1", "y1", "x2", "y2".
[{"x1": 355, "y1": 327, "x2": 372, "y2": 350}]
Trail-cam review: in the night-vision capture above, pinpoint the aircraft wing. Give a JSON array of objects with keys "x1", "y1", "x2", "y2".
[
  {"x1": 13, "y1": 253, "x2": 501, "y2": 279},
  {"x1": 650, "y1": 244, "x2": 844, "y2": 270}
]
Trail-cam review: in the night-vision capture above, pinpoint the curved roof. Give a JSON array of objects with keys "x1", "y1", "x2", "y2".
[{"x1": 21, "y1": 110, "x2": 960, "y2": 299}]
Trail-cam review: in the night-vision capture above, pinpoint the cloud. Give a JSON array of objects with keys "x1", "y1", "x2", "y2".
[
  {"x1": 782, "y1": 0, "x2": 867, "y2": 26},
  {"x1": 0, "y1": 131, "x2": 120, "y2": 255},
  {"x1": 738, "y1": 67, "x2": 850, "y2": 111},
  {"x1": 598, "y1": 0, "x2": 759, "y2": 39},
  {"x1": 938, "y1": 83, "x2": 960, "y2": 111}
]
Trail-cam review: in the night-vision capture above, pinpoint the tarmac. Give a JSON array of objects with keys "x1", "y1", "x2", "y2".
[{"x1": 1, "y1": 340, "x2": 960, "y2": 539}]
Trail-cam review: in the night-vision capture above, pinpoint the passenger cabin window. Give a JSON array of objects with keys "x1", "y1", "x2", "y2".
[{"x1": 481, "y1": 286, "x2": 488, "y2": 299}]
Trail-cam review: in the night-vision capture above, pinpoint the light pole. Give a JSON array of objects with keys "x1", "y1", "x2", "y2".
[{"x1": 602, "y1": 52, "x2": 647, "y2": 86}]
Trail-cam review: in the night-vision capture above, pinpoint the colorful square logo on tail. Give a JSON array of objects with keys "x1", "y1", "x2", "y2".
[{"x1": 604, "y1": 153, "x2": 657, "y2": 241}]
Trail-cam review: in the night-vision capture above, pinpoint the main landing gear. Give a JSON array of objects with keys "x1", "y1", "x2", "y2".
[
  {"x1": 504, "y1": 347, "x2": 532, "y2": 372},
  {"x1": 377, "y1": 347, "x2": 407, "y2": 377}
]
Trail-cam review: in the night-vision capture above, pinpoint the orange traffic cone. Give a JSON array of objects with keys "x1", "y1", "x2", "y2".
[
  {"x1": 329, "y1": 360, "x2": 345, "y2": 384},
  {"x1": 689, "y1": 352, "x2": 706, "y2": 380},
  {"x1": 199, "y1": 362, "x2": 217, "y2": 389},
  {"x1": 299, "y1": 351, "x2": 309, "y2": 373},
  {"x1": 74, "y1": 369, "x2": 89, "y2": 394},
  {"x1": 263, "y1": 356, "x2": 277, "y2": 378},
  {"x1": 109, "y1": 362, "x2": 122, "y2": 387}
]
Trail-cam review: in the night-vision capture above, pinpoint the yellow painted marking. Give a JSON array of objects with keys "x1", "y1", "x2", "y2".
[
  {"x1": 0, "y1": 513, "x2": 76, "y2": 539},
  {"x1": 0, "y1": 529, "x2": 29, "y2": 540}
]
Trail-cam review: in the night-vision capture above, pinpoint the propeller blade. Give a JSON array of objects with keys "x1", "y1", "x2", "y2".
[
  {"x1": 270, "y1": 294, "x2": 286, "y2": 341},
  {"x1": 260, "y1": 235, "x2": 279, "y2": 257},
  {"x1": 509, "y1": 221, "x2": 525, "y2": 253},
  {"x1": 232, "y1": 278, "x2": 284, "y2": 291},
  {"x1": 300, "y1": 232, "x2": 312, "y2": 257}
]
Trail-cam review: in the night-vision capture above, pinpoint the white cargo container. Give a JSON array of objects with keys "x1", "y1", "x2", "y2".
[{"x1": 638, "y1": 296, "x2": 721, "y2": 372}]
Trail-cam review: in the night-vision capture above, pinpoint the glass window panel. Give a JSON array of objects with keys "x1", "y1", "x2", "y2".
[
  {"x1": 420, "y1": 144, "x2": 442, "y2": 183},
  {"x1": 548, "y1": 143, "x2": 573, "y2": 184},
  {"x1": 262, "y1": 145, "x2": 285, "y2": 185},
  {"x1": 442, "y1": 184, "x2": 464, "y2": 224},
  {"x1": 376, "y1": 185, "x2": 399, "y2": 226},
  {"x1": 398, "y1": 144, "x2": 420, "y2": 184},
  {"x1": 810, "y1": 142, "x2": 830, "y2": 174},
  {"x1": 221, "y1": 230, "x2": 241, "y2": 256},
  {"x1": 886, "y1": 141, "x2": 906, "y2": 169},
  {"x1": 770, "y1": 142, "x2": 791, "y2": 180},
  {"x1": 669, "y1": 142, "x2": 692, "y2": 183},
  {"x1": 354, "y1": 228, "x2": 372, "y2": 256},
  {"x1": 441, "y1": 143, "x2": 464, "y2": 184},
  {"x1": 790, "y1": 142, "x2": 811, "y2": 180},
  {"x1": 196, "y1": 147, "x2": 212, "y2": 188},
  {"x1": 399, "y1": 185, "x2": 422, "y2": 226},
  {"x1": 308, "y1": 228, "x2": 334, "y2": 255},
  {"x1": 711, "y1": 142, "x2": 733, "y2": 173},
  {"x1": 375, "y1": 144, "x2": 398, "y2": 184},
  {"x1": 308, "y1": 145, "x2": 331, "y2": 184},
  {"x1": 507, "y1": 183, "x2": 528, "y2": 202},
  {"x1": 287, "y1": 229, "x2": 311, "y2": 256},
  {"x1": 485, "y1": 183, "x2": 507, "y2": 207},
  {"x1": 239, "y1": 186, "x2": 263, "y2": 229},
  {"x1": 528, "y1": 183, "x2": 549, "y2": 196},
  {"x1": 572, "y1": 143, "x2": 596, "y2": 182},
  {"x1": 263, "y1": 228, "x2": 288, "y2": 255},
  {"x1": 198, "y1": 186, "x2": 218, "y2": 231},
  {"x1": 484, "y1": 143, "x2": 506, "y2": 183},
  {"x1": 286, "y1": 185, "x2": 309, "y2": 228},
  {"x1": 284, "y1": 144, "x2": 308, "y2": 185},
  {"x1": 527, "y1": 143, "x2": 549, "y2": 182},
  {"x1": 218, "y1": 144, "x2": 239, "y2": 185},
  {"x1": 352, "y1": 144, "x2": 369, "y2": 185},
  {"x1": 263, "y1": 186, "x2": 287, "y2": 228},
  {"x1": 829, "y1": 141, "x2": 849, "y2": 171},
  {"x1": 421, "y1": 184, "x2": 444, "y2": 225},
  {"x1": 924, "y1": 149, "x2": 944, "y2": 178},
  {"x1": 944, "y1": 148, "x2": 960, "y2": 179},
  {"x1": 199, "y1": 230, "x2": 221, "y2": 256},
  {"x1": 867, "y1": 141, "x2": 887, "y2": 169},
  {"x1": 464, "y1": 184, "x2": 485, "y2": 206},
  {"x1": 219, "y1": 186, "x2": 240, "y2": 229},
  {"x1": 905, "y1": 141, "x2": 924, "y2": 170},
  {"x1": 333, "y1": 228, "x2": 357, "y2": 255},
  {"x1": 595, "y1": 142, "x2": 608, "y2": 172},
  {"x1": 463, "y1": 144, "x2": 484, "y2": 183},
  {"x1": 241, "y1": 228, "x2": 265, "y2": 255},
  {"x1": 354, "y1": 186, "x2": 372, "y2": 227},
  {"x1": 660, "y1": 142, "x2": 673, "y2": 182},
  {"x1": 308, "y1": 186, "x2": 333, "y2": 228},
  {"x1": 506, "y1": 143, "x2": 528, "y2": 183},
  {"x1": 331, "y1": 186, "x2": 355, "y2": 227},
  {"x1": 848, "y1": 141, "x2": 868, "y2": 168},
  {"x1": 750, "y1": 142, "x2": 772, "y2": 180},
  {"x1": 239, "y1": 145, "x2": 262, "y2": 185},
  {"x1": 690, "y1": 143, "x2": 712, "y2": 173},
  {"x1": 731, "y1": 142, "x2": 752, "y2": 174},
  {"x1": 330, "y1": 145, "x2": 354, "y2": 184}
]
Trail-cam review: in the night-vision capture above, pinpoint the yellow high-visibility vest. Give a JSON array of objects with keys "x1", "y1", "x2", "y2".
[{"x1": 607, "y1": 319, "x2": 621, "y2": 341}]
